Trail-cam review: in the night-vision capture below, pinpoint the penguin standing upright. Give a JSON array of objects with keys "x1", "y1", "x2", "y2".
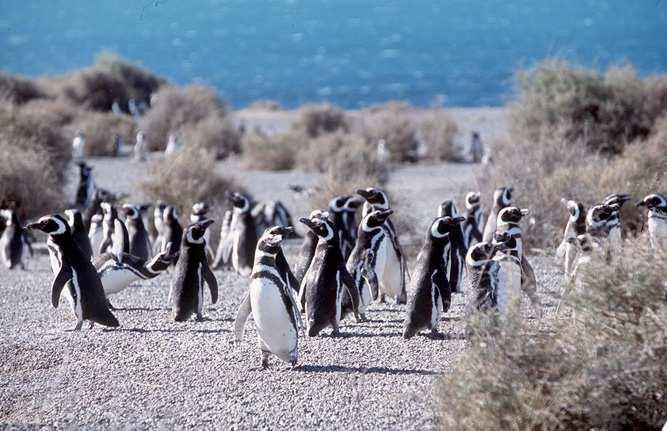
[
  {"x1": 234, "y1": 226, "x2": 302, "y2": 368},
  {"x1": 328, "y1": 195, "x2": 363, "y2": 260},
  {"x1": 437, "y1": 200, "x2": 466, "y2": 294},
  {"x1": 122, "y1": 204, "x2": 152, "y2": 260},
  {"x1": 299, "y1": 215, "x2": 360, "y2": 336},
  {"x1": 0, "y1": 209, "x2": 32, "y2": 270},
  {"x1": 190, "y1": 202, "x2": 214, "y2": 260},
  {"x1": 98, "y1": 203, "x2": 129, "y2": 256},
  {"x1": 253, "y1": 200, "x2": 295, "y2": 236},
  {"x1": 27, "y1": 214, "x2": 119, "y2": 330},
  {"x1": 403, "y1": 216, "x2": 465, "y2": 339},
  {"x1": 88, "y1": 213, "x2": 104, "y2": 258},
  {"x1": 75, "y1": 162, "x2": 95, "y2": 209},
  {"x1": 152, "y1": 201, "x2": 167, "y2": 254},
  {"x1": 212, "y1": 209, "x2": 233, "y2": 270},
  {"x1": 293, "y1": 210, "x2": 329, "y2": 290},
  {"x1": 228, "y1": 192, "x2": 258, "y2": 276},
  {"x1": 65, "y1": 209, "x2": 93, "y2": 259},
  {"x1": 602, "y1": 193, "x2": 631, "y2": 250},
  {"x1": 170, "y1": 219, "x2": 217, "y2": 322},
  {"x1": 556, "y1": 233, "x2": 604, "y2": 317},
  {"x1": 465, "y1": 241, "x2": 504, "y2": 313},
  {"x1": 357, "y1": 187, "x2": 407, "y2": 303},
  {"x1": 462, "y1": 192, "x2": 484, "y2": 249},
  {"x1": 482, "y1": 186, "x2": 512, "y2": 243},
  {"x1": 162, "y1": 205, "x2": 183, "y2": 260},
  {"x1": 637, "y1": 193, "x2": 667, "y2": 251},
  {"x1": 555, "y1": 199, "x2": 586, "y2": 279}
]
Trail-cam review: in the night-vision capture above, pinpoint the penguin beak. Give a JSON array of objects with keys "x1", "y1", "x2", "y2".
[
  {"x1": 377, "y1": 209, "x2": 394, "y2": 220},
  {"x1": 299, "y1": 217, "x2": 316, "y2": 230},
  {"x1": 25, "y1": 222, "x2": 40, "y2": 231},
  {"x1": 635, "y1": 200, "x2": 646, "y2": 208},
  {"x1": 197, "y1": 219, "x2": 215, "y2": 230},
  {"x1": 356, "y1": 189, "x2": 372, "y2": 200},
  {"x1": 278, "y1": 226, "x2": 295, "y2": 236}
]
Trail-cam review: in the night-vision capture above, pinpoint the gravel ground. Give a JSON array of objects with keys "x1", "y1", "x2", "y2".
[{"x1": 1, "y1": 157, "x2": 562, "y2": 430}]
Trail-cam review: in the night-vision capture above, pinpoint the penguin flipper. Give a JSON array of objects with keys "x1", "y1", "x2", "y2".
[
  {"x1": 432, "y1": 269, "x2": 451, "y2": 313},
  {"x1": 233, "y1": 292, "x2": 252, "y2": 342},
  {"x1": 202, "y1": 264, "x2": 218, "y2": 304},
  {"x1": 51, "y1": 263, "x2": 73, "y2": 308},
  {"x1": 340, "y1": 266, "x2": 361, "y2": 319},
  {"x1": 111, "y1": 219, "x2": 126, "y2": 262}
]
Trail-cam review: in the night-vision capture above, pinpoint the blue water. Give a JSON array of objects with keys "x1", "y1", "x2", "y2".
[{"x1": 1, "y1": 1, "x2": 666, "y2": 108}]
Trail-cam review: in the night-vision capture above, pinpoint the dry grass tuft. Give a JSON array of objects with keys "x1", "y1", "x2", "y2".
[
  {"x1": 240, "y1": 131, "x2": 303, "y2": 170},
  {"x1": 292, "y1": 104, "x2": 349, "y2": 138},
  {"x1": 0, "y1": 72, "x2": 47, "y2": 104},
  {"x1": 418, "y1": 108, "x2": 460, "y2": 161},
  {"x1": 361, "y1": 103, "x2": 420, "y2": 163},
  {"x1": 68, "y1": 111, "x2": 136, "y2": 156}
]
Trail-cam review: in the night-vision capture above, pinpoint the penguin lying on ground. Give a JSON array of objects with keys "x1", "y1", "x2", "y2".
[
  {"x1": 637, "y1": 193, "x2": 667, "y2": 251},
  {"x1": 228, "y1": 192, "x2": 258, "y2": 276},
  {"x1": 123, "y1": 204, "x2": 152, "y2": 260},
  {"x1": 27, "y1": 214, "x2": 119, "y2": 330},
  {"x1": 234, "y1": 226, "x2": 302, "y2": 369},
  {"x1": 462, "y1": 191, "x2": 484, "y2": 249},
  {"x1": 403, "y1": 215, "x2": 465, "y2": 339},
  {"x1": 482, "y1": 186, "x2": 512, "y2": 243},
  {"x1": 437, "y1": 200, "x2": 466, "y2": 294},
  {"x1": 328, "y1": 195, "x2": 363, "y2": 260},
  {"x1": 170, "y1": 219, "x2": 218, "y2": 322},
  {"x1": 555, "y1": 199, "x2": 586, "y2": 280},
  {"x1": 65, "y1": 209, "x2": 93, "y2": 259},
  {"x1": 1, "y1": 209, "x2": 32, "y2": 270}
]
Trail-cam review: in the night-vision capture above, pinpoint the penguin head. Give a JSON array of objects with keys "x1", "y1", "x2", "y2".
[
  {"x1": 602, "y1": 193, "x2": 631, "y2": 209},
  {"x1": 437, "y1": 200, "x2": 460, "y2": 218},
  {"x1": 497, "y1": 207, "x2": 529, "y2": 226},
  {"x1": 191, "y1": 201, "x2": 209, "y2": 217},
  {"x1": 162, "y1": 205, "x2": 179, "y2": 223},
  {"x1": 258, "y1": 226, "x2": 295, "y2": 252},
  {"x1": 494, "y1": 186, "x2": 513, "y2": 207},
  {"x1": 329, "y1": 195, "x2": 363, "y2": 213},
  {"x1": 357, "y1": 187, "x2": 389, "y2": 210},
  {"x1": 121, "y1": 204, "x2": 141, "y2": 221},
  {"x1": 228, "y1": 192, "x2": 251, "y2": 213},
  {"x1": 299, "y1": 216, "x2": 336, "y2": 241},
  {"x1": 361, "y1": 209, "x2": 394, "y2": 233},
  {"x1": 464, "y1": 192, "x2": 481, "y2": 209},
  {"x1": 0, "y1": 209, "x2": 17, "y2": 226},
  {"x1": 636, "y1": 193, "x2": 667, "y2": 210},
  {"x1": 308, "y1": 209, "x2": 331, "y2": 221},
  {"x1": 561, "y1": 199, "x2": 585, "y2": 223},
  {"x1": 430, "y1": 216, "x2": 465, "y2": 241},
  {"x1": 185, "y1": 219, "x2": 215, "y2": 245},
  {"x1": 101, "y1": 202, "x2": 118, "y2": 221},
  {"x1": 465, "y1": 241, "x2": 494, "y2": 267},
  {"x1": 26, "y1": 214, "x2": 70, "y2": 236},
  {"x1": 586, "y1": 204, "x2": 614, "y2": 231}
]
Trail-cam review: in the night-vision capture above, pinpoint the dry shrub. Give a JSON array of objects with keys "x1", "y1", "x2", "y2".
[
  {"x1": 418, "y1": 108, "x2": 460, "y2": 161},
  {"x1": 67, "y1": 111, "x2": 136, "y2": 156},
  {"x1": 19, "y1": 99, "x2": 79, "y2": 128},
  {"x1": 0, "y1": 72, "x2": 46, "y2": 104},
  {"x1": 246, "y1": 100, "x2": 284, "y2": 111},
  {"x1": 94, "y1": 52, "x2": 164, "y2": 104},
  {"x1": 361, "y1": 103, "x2": 420, "y2": 163},
  {"x1": 240, "y1": 131, "x2": 303, "y2": 170},
  {"x1": 292, "y1": 104, "x2": 349, "y2": 138},
  {"x1": 180, "y1": 115, "x2": 240, "y2": 159},
  {"x1": 435, "y1": 243, "x2": 667, "y2": 429}
]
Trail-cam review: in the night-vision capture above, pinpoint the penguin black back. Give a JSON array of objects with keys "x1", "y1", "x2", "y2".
[{"x1": 65, "y1": 209, "x2": 93, "y2": 258}]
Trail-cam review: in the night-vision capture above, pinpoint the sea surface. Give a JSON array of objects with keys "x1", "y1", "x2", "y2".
[{"x1": 1, "y1": 0, "x2": 666, "y2": 108}]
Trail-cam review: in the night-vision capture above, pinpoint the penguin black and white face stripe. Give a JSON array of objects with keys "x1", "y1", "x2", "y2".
[
  {"x1": 437, "y1": 200, "x2": 461, "y2": 218},
  {"x1": 357, "y1": 188, "x2": 389, "y2": 210},
  {"x1": 163, "y1": 205, "x2": 178, "y2": 222},
  {"x1": 191, "y1": 202, "x2": 209, "y2": 217},
  {"x1": 27, "y1": 215, "x2": 69, "y2": 236},
  {"x1": 465, "y1": 192, "x2": 481, "y2": 209},
  {"x1": 257, "y1": 226, "x2": 295, "y2": 254},
  {"x1": 185, "y1": 219, "x2": 215, "y2": 245},
  {"x1": 122, "y1": 204, "x2": 140, "y2": 220},
  {"x1": 465, "y1": 241, "x2": 495, "y2": 268},
  {"x1": 329, "y1": 195, "x2": 363, "y2": 213},
  {"x1": 493, "y1": 186, "x2": 512, "y2": 208},
  {"x1": 299, "y1": 216, "x2": 335, "y2": 241},
  {"x1": 602, "y1": 193, "x2": 631, "y2": 208},
  {"x1": 229, "y1": 192, "x2": 251, "y2": 214},
  {"x1": 586, "y1": 204, "x2": 614, "y2": 232},
  {"x1": 497, "y1": 207, "x2": 529, "y2": 227},
  {"x1": 360, "y1": 209, "x2": 393, "y2": 233},
  {"x1": 309, "y1": 209, "x2": 330, "y2": 221},
  {"x1": 430, "y1": 216, "x2": 465, "y2": 241},
  {"x1": 637, "y1": 193, "x2": 667, "y2": 213}
]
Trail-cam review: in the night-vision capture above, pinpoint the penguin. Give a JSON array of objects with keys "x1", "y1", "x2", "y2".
[
  {"x1": 556, "y1": 233, "x2": 603, "y2": 317},
  {"x1": 152, "y1": 201, "x2": 167, "y2": 254},
  {"x1": 345, "y1": 209, "x2": 395, "y2": 318},
  {"x1": 75, "y1": 162, "x2": 95, "y2": 209},
  {"x1": 555, "y1": 199, "x2": 586, "y2": 279},
  {"x1": 212, "y1": 209, "x2": 234, "y2": 270},
  {"x1": 465, "y1": 241, "x2": 503, "y2": 313},
  {"x1": 491, "y1": 229, "x2": 523, "y2": 319},
  {"x1": 293, "y1": 210, "x2": 329, "y2": 289},
  {"x1": 403, "y1": 216, "x2": 465, "y2": 339},
  {"x1": 228, "y1": 192, "x2": 258, "y2": 277},
  {"x1": 328, "y1": 195, "x2": 363, "y2": 260},
  {"x1": 0, "y1": 209, "x2": 32, "y2": 270},
  {"x1": 462, "y1": 191, "x2": 484, "y2": 249},
  {"x1": 602, "y1": 193, "x2": 631, "y2": 250},
  {"x1": 82, "y1": 188, "x2": 108, "y2": 232},
  {"x1": 637, "y1": 193, "x2": 667, "y2": 251},
  {"x1": 88, "y1": 213, "x2": 104, "y2": 258},
  {"x1": 357, "y1": 187, "x2": 407, "y2": 303},
  {"x1": 298, "y1": 215, "x2": 360, "y2": 336},
  {"x1": 190, "y1": 202, "x2": 214, "y2": 260},
  {"x1": 64, "y1": 209, "x2": 93, "y2": 259},
  {"x1": 26, "y1": 214, "x2": 119, "y2": 330},
  {"x1": 252, "y1": 200, "x2": 295, "y2": 237},
  {"x1": 586, "y1": 204, "x2": 618, "y2": 260},
  {"x1": 170, "y1": 219, "x2": 218, "y2": 322},
  {"x1": 234, "y1": 226, "x2": 302, "y2": 369},
  {"x1": 162, "y1": 205, "x2": 183, "y2": 260},
  {"x1": 122, "y1": 204, "x2": 152, "y2": 260},
  {"x1": 134, "y1": 130, "x2": 147, "y2": 162},
  {"x1": 437, "y1": 200, "x2": 466, "y2": 294},
  {"x1": 72, "y1": 131, "x2": 86, "y2": 161},
  {"x1": 99, "y1": 203, "x2": 130, "y2": 256},
  {"x1": 482, "y1": 186, "x2": 512, "y2": 243}
]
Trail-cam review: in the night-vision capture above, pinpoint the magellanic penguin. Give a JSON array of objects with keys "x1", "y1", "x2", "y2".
[
  {"x1": 403, "y1": 216, "x2": 465, "y2": 339},
  {"x1": 234, "y1": 226, "x2": 302, "y2": 369},
  {"x1": 27, "y1": 215, "x2": 119, "y2": 330},
  {"x1": 482, "y1": 186, "x2": 512, "y2": 243},
  {"x1": 122, "y1": 204, "x2": 152, "y2": 260},
  {"x1": 170, "y1": 219, "x2": 218, "y2": 322},
  {"x1": 88, "y1": 213, "x2": 104, "y2": 258},
  {"x1": 602, "y1": 193, "x2": 632, "y2": 250},
  {"x1": 75, "y1": 162, "x2": 95, "y2": 209},
  {"x1": 99, "y1": 203, "x2": 130, "y2": 256},
  {"x1": 299, "y1": 215, "x2": 361, "y2": 336},
  {"x1": 293, "y1": 209, "x2": 329, "y2": 303},
  {"x1": 228, "y1": 192, "x2": 258, "y2": 277},
  {"x1": 437, "y1": 200, "x2": 466, "y2": 294},
  {"x1": 162, "y1": 205, "x2": 183, "y2": 261},
  {"x1": 357, "y1": 187, "x2": 407, "y2": 304},
  {"x1": 637, "y1": 193, "x2": 667, "y2": 251},
  {"x1": 252, "y1": 200, "x2": 296, "y2": 237},
  {"x1": 212, "y1": 209, "x2": 233, "y2": 270},
  {"x1": 190, "y1": 202, "x2": 214, "y2": 260},
  {"x1": 328, "y1": 195, "x2": 363, "y2": 260},
  {"x1": 586, "y1": 204, "x2": 618, "y2": 260},
  {"x1": 462, "y1": 191, "x2": 484, "y2": 249},
  {"x1": 151, "y1": 201, "x2": 167, "y2": 254},
  {"x1": 465, "y1": 241, "x2": 502, "y2": 313},
  {"x1": 555, "y1": 199, "x2": 586, "y2": 279},
  {"x1": 65, "y1": 209, "x2": 93, "y2": 259},
  {"x1": 0, "y1": 209, "x2": 32, "y2": 270},
  {"x1": 345, "y1": 209, "x2": 395, "y2": 318}
]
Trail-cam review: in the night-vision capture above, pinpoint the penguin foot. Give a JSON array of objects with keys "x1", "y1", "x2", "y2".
[
  {"x1": 331, "y1": 328, "x2": 340, "y2": 337},
  {"x1": 89, "y1": 321, "x2": 95, "y2": 330},
  {"x1": 73, "y1": 321, "x2": 83, "y2": 331},
  {"x1": 195, "y1": 313, "x2": 204, "y2": 322},
  {"x1": 260, "y1": 352, "x2": 270, "y2": 369}
]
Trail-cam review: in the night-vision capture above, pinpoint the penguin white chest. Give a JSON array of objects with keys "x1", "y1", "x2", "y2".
[
  {"x1": 100, "y1": 267, "x2": 138, "y2": 295},
  {"x1": 250, "y1": 278, "x2": 297, "y2": 359},
  {"x1": 494, "y1": 257, "x2": 522, "y2": 317},
  {"x1": 648, "y1": 217, "x2": 667, "y2": 250},
  {"x1": 376, "y1": 236, "x2": 402, "y2": 299}
]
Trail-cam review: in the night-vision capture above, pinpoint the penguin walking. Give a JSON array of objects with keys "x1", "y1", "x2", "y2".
[
  {"x1": 637, "y1": 193, "x2": 667, "y2": 251},
  {"x1": 403, "y1": 216, "x2": 465, "y2": 339},
  {"x1": 122, "y1": 204, "x2": 152, "y2": 260},
  {"x1": 212, "y1": 209, "x2": 234, "y2": 270},
  {"x1": 228, "y1": 192, "x2": 258, "y2": 277},
  {"x1": 65, "y1": 209, "x2": 93, "y2": 259},
  {"x1": 298, "y1": 215, "x2": 360, "y2": 336},
  {"x1": 437, "y1": 200, "x2": 466, "y2": 294},
  {"x1": 190, "y1": 202, "x2": 214, "y2": 260},
  {"x1": 0, "y1": 209, "x2": 32, "y2": 270},
  {"x1": 99, "y1": 203, "x2": 130, "y2": 256},
  {"x1": 27, "y1": 215, "x2": 119, "y2": 330},
  {"x1": 482, "y1": 186, "x2": 512, "y2": 243},
  {"x1": 162, "y1": 205, "x2": 183, "y2": 261},
  {"x1": 328, "y1": 195, "x2": 363, "y2": 260},
  {"x1": 357, "y1": 187, "x2": 407, "y2": 303},
  {"x1": 462, "y1": 191, "x2": 484, "y2": 249},
  {"x1": 75, "y1": 162, "x2": 95, "y2": 209},
  {"x1": 234, "y1": 226, "x2": 302, "y2": 369},
  {"x1": 170, "y1": 219, "x2": 218, "y2": 322}
]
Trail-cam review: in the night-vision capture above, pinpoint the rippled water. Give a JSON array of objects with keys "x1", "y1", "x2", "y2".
[{"x1": 1, "y1": 0, "x2": 666, "y2": 107}]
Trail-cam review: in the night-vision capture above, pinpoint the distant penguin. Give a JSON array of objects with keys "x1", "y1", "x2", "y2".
[
  {"x1": 27, "y1": 214, "x2": 119, "y2": 330},
  {"x1": 555, "y1": 199, "x2": 586, "y2": 279},
  {"x1": 72, "y1": 131, "x2": 86, "y2": 161},
  {"x1": 482, "y1": 186, "x2": 512, "y2": 243},
  {"x1": 65, "y1": 209, "x2": 93, "y2": 259},
  {"x1": 152, "y1": 201, "x2": 167, "y2": 254},
  {"x1": 292, "y1": 209, "x2": 329, "y2": 298},
  {"x1": 75, "y1": 162, "x2": 95, "y2": 209},
  {"x1": 328, "y1": 195, "x2": 363, "y2": 260},
  {"x1": 170, "y1": 219, "x2": 218, "y2": 321},
  {"x1": 82, "y1": 188, "x2": 106, "y2": 231},
  {"x1": 0, "y1": 209, "x2": 32, "y2": 270},
  {"x1": 122, "y1": 204, "x2": 152, "y2": 260},
  {"x1": 437, "y1": 200, "x2": 466, "y2": 294},
  {"x1": 228, "y1": 192, "x2": 258, "y2": 276},
  {"x1": 99, "y1": 203, "x2": 130, "y2": 256},
  {"x1": 234, "y1": 226, "x2": 302, "y2": 368},
  {"x1": 134, "y1": 130, "x2": 147, "y2": 162},
  {"x1": 165, "y1": 133, "x2": 181, "y2": 155},
  {"x1": 190, "y1": 202, "x2": 214, "y2": 260},
  {"x1": 253, "y1": 200, "x2": 295, "y2": 237},
  {"x1": 462, "y1": 191, "x2": 484, "y2": 248},
  {"x1": 403, "y1": 216, "x2": 465, "y2": 339},
  {"x1": 637, "y1": 193, "x2": 667, "y2": 251},
  {"x1": 212, "y1": 209, "x2": 234, "y2": 270},
  {"x1": 299, "y1": 214, "x2": 360, "y2": 336},
  {"x1": 88, "y1": 213, "x2": 104, "y2": 257},
  {"x1": 357, "y1": 187, "x2": 407, "y2": 303},
  {"x1": 162, "y1": 205, "x2": 183, "y2": 260}
]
